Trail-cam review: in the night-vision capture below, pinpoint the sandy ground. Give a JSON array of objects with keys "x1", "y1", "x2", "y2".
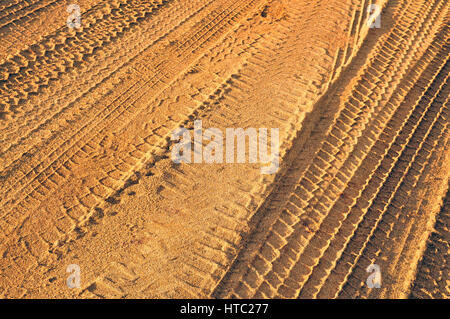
[{"x1": 0, "y1": 0, "x2": 448, "y2": 298}]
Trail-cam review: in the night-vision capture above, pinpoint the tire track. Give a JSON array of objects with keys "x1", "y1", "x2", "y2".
[
  {"x1": 212, "y1": 0, "x2": 449, "y2": 298},
  {"x1": 335, "y1": 79, "x2": 449, "y2": 299},
  {"x1": 0, "y1": 0, "x2": 272, "y2": 296},
  {"x1": 0, "y1": 0, "x2": 255, "y2": 216},
  {"x1": 0, "y1": 1, "x2": 171, "y2": 114},
  {"x1": 0, "y1": 0, "x2": 61, "y2": 30},
  {"x1": 10, "y1": 0, "x2": 362, "y2": 298},
  {"x1": 410, "y1": 186, "x2": 450, "y2": 299},
  {"x1": 1, "y1": 3, "x2": 283, "y2": 297},
  {"x1": 377, "y1": 116, "x2": 449, "y2": 299},
  {"x1": 0, "y1": 0, "x2": 214, "y2": 170},
  {"x1": 1, "y1": 0, "x2": 447, "y2": 299},
  {"x1": 302, "y1": 35, "x2": 450, "y2": 299},
  {"x1": 0, "y1": 0, "x2": 116, "y2": 64}
]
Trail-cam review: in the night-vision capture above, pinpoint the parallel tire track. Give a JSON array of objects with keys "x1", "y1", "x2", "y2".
[
  {"x1": 213, "y1": 0, "x2": 449, "y2": 298},
  {"x1": 410, "y1": 188, "x2": 450, "y2": 299},
  {"x1": 0, "y1": 0, "x2": 271, "y2": 295},
  {"x1": 0, "y1": 0, "x2": 61, "y2": 30},
  {"x1": 0, "y1": 0, "x2": 448, "y2": 299}
]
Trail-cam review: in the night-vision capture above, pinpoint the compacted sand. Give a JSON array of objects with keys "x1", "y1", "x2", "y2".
[{"x1": 0, "y1": 0, "x2": 448, "y2": 298}]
